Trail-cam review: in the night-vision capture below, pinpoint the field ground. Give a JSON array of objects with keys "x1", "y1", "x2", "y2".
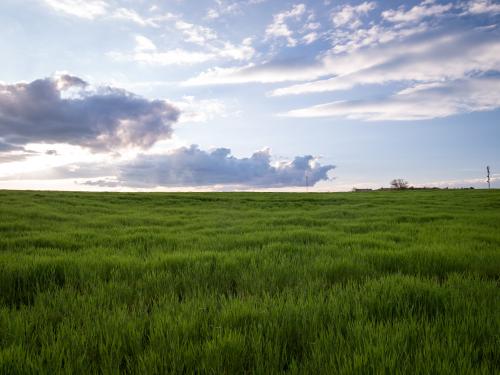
[{"x1": 0, "y1": 189, "x2": 499, "y2": 374}]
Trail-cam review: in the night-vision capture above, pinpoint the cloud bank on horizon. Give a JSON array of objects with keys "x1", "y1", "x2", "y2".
[
  {"x1": 0, "y1": 74, "x2": 334, "y2": 188},
  {"x1": 85, "y1": 145, "x2": 334, "y2": 188},
  {"x1": 0, "y1": 0, "x2": 499, "y2": 190}
]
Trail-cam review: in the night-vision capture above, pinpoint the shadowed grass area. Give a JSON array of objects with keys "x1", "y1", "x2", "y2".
[{"x1": 0, "y1": 189, "x2": 499, "y2": 374}]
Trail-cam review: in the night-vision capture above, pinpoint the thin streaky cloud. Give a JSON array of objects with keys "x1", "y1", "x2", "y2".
[{"x1": 282, "y1": 77, "x2": 500, "y2": 121}]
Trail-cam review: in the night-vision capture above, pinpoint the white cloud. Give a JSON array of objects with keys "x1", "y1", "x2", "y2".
[
  {"x1": 302, "y1": 32, "x2": 319, "y2": 44},
  {"x1": 271, "y1": 29, "x2": 500, "y2": 95},
  {"x1": 215, "y1": 38, "x2": 255, "y2": 61},
  {"x1": 109, "y1": 32, "x2": 254, "y2": 66},
  {"x1": 134, "y1": 35, "x2": 156, "y2": 52},
  {"x1": 305, "y1": 22, "x2": 321, "y2": 30},
  {"x1": 382, "y1": 0, "x2": 453, "y2": 24},
  {"x1": 43, "y1": 0, "x2": 108, "y2": 19},
  {"x1": 205, "y1": 0, "x2": 242, "y2": 19},
  {"x1": 111, "y1": 8, "x2": 154, "y2": 26},
  {"x1": 43, "y1": 0, "x2": 177, "y2": 27},
  {"x1": 463, "y1": 0, "x2": 500, "y2": 14},
  {"x1": 206, "y1": 9, "x2": 220, "y2": 19},
  {"x1": 265, "y1": 4, "x2": 306, "y2": 47},
  {"x1": 168, "y1": 96, "x2": 232, "y2": 123},
  {"x1": 183, "y1": 16, "x2": 431, "y2": 87},
  {"x1": 182, "y1": 61, "x2": 328, "y2": 86},
  {"x1": 332, "y1": 1, "x2": 376, "y2": 29},
  {"x1": 329, "y1": 21, "x2": 429, "y2": 54},
  {"x1": 175, "y1": 20, "x2": 218, "y2": 45},
  {"x1": 108, "y1": 49, "x2": 215, "y2": 65},
  {"x1": 282, "y1": 77, "x2": 500, "y2": 121}
]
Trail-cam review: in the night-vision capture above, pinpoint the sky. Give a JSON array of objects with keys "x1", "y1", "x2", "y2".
[{"x1": 0, "y1": 0, "x2": 499, "y2": 191}]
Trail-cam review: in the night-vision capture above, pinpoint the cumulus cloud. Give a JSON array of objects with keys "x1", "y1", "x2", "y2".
[
  {"x1": 0, "y1": 75, "x2": 179, "y2": 151},
  {"x1": 282, "y1": 77, "x2": 500, "y2": 121},
  {"x1": 87, "y1": 145, "x2": 335, "y2": 188}
]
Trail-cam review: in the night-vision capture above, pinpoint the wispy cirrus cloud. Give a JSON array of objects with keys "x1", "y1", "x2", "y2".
[
  {"x1": 265, "y1": 3, "x2": 307, "y2": 47},
  {"x1": 169, "y1": 96, "x2": 234, "y2": 124},
  {"x1": 182, "y1": 19, "x2": 430, "y2": 87},
  {"x1": 183, "y1": 1, "x2": 447, "y2": 87},
  {"x1": 271, "y1": 28, "x2": 500, "y2": 96},
  {"x1": 182, "y1": 60, "x2": 328, "y2": 86},
  {"x1": 108, "y1": 35, "x2": 254, "y2": 65},
  {"x1": 282, "y1": 77, "x2": 500, "y2": 121},
  {"x1": 331, "y1": 1, "x2": 376, "y2": 29},
  {"x1": 42, "y1": 0, "x2": 176, "y2": 27},
  {"x1": 461, "y1": 0, "x2": 500, "y2": 15},
  {"x1": 110, "y1": 7, "x2": 156, "y2": 26},
  {"x1": 43, "y1": 0, "x2": 108, "y2": 20},
  {"x1": 205, "y1": 0, "x2": 242, "y2": 19},
  {"x1": 183, "y1": 0, "x2": 500, "y2": 121},
  {"x1": 175, "y1": 20, "x2": 218, "y2": 45},
  {"x1": 381, "y1": 0, "x2": 453, "y2": 24},
  {"x1": 109, "y1": 48, "x2": 216, "y2": 65}
]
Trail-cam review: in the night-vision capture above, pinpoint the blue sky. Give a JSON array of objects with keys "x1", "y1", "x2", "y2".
[{"x1": 0, "y1": 0, "x2": 499, "y2": 190}]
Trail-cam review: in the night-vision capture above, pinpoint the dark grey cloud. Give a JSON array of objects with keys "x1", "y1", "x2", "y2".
[
  {"x1": 88, "y1": 145, "x2": 335, "y2": 188},
  {"x1": 0, "y1": 139, "x2": 21, "y2": 152},
  {"x1": 0, "y1": 138, "x2": 38, "y2": 162},
  {"x1": 0, "y1": 75, "x2": 180, "y2": 151}
]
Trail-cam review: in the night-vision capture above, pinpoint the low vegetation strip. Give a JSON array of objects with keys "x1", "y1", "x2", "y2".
[{"x1": 0, "y1": 190, "x2": 499, "y2": 373}]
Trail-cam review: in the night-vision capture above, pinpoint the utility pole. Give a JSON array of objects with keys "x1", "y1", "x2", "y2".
[
  {"x1": 487, "y1": 166, "x2": 490, "y2": 189},
  {"x1": 305, "y1": 173, "x2": 309, "y2": 193}
]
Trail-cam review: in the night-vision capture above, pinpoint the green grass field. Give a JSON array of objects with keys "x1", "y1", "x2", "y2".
[{"x1": 0, "y1": 189, "x2": 499, "y2": 374}]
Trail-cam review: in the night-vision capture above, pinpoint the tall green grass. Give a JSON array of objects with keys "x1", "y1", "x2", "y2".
[{"x1": 0, "y1": 190, "x2": 499, "y2": 374}]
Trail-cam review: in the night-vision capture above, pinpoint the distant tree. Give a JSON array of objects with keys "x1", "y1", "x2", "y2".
[{"x1": 390, "y1": 179, "x2": 409, "y2": 189}]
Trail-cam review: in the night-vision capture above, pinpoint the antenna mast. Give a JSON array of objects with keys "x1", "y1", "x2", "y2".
[{"x1": 487, "y1": 166, "x2": 490, "y2": 189}]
